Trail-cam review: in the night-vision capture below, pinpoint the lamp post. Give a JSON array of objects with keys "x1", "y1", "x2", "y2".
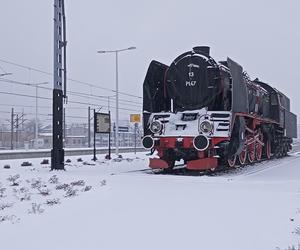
[{"x1": 97, "y1": 47, "x2": 136, "y2": 157}]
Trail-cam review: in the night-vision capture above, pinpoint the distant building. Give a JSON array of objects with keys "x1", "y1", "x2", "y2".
[{"x1": 0, "y1": 121, "x2": 143, "y2": 150}]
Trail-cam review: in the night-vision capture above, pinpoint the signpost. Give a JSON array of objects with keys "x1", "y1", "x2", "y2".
[
  {"x1": 113, "y1": 126, "x2": 129, "y2": 133},
  {"x1": 93, "y1": 111, "x2": 111, "y2": 161},
  {"x1": 130, "y1": 114, "x2": 141, "y2": 123},
  {"x1": 130, "y1": 114, "x2": 141, "y2": 154}
]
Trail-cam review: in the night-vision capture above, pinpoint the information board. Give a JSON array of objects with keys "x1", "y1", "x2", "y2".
[{"x1": 95, "y1": 112, "x2": 110, "y2": 133}]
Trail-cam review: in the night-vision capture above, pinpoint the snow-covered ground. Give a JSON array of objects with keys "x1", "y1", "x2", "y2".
[{"x1": 1, "y1": 151, "x2": 300, "y2": 250}]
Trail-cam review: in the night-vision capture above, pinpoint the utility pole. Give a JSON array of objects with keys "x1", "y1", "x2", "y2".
[
  {"x1": 108, "y1": 111, "x2": 111, "y2": 159},
  {"x1": 15, "y1": 114, "x2": 19, "y2": 149},
  {"x1": 134, "y1": 123, "x2": 138, "y2": 154},
  {"x1": 32, "y1": 82, "x2": 48, "y2": 149},
  {"x1": 51, "y1": 0, "x2": 67, "y2": 170},
  {"x1": 92, "y1": 109, "x2": 97, "y2": 161},
  {"x1": 0, "y1": 127, "x2": 2, "y2": 148},
  {"x1": 113, "y1": 122, "x2": 116, "y2": 149},
  {"x1": 108, "y1": 95, "x2": 110, "y2": 111},
  {"x1": 17, "y1": 112, "x2": 26, "y2": 149},
  {"x1": 10, "y1": 108, "x2": 14, "y2": 150},
  {"x1": 63, "y1": 107, "x2": 66, "y2": 145},
  {"x1": 22, "y1": 110, "x2": 25, "y2": 132},
  {"x1": 35, "y1": 83, "x2": 38, "y2": 148},
  {"x1": 88, "y1": 106, "x2": 91, "y2": 147}
]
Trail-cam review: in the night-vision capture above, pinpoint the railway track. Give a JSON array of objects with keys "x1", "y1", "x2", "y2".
[{"x1": 127, "y1": 150, "x2": 300, "y2": 177}]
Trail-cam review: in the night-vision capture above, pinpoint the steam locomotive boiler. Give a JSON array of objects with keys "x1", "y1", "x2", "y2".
[{"x1": 142, "y1": 46, "x2": 297, "y2": 170}]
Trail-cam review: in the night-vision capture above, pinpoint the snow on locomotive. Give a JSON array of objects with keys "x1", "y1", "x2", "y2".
[{"x1": 142, "y1": 46, "x2": 297, "y2": 170}]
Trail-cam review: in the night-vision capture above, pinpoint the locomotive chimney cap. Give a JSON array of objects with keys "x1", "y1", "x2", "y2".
[{"x1": 193, "y1": 46, "x2": 210, "y2": 57}]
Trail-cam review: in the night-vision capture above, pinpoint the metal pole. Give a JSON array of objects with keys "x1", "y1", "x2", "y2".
[
  {"x1": 51, "y1": 0, "x2": 65, "y2": 170},
  {"x1": 113, "y1": 122, "x2": 116, "y2": 149},
  {"x1": 22, "y1": 110, "x2": 24, "y2": 132},
  {"x1": 16, "y1": 114, "x2": 19, "y2": 149},
  {"x1": 134, "y1": 123, "x2": 137, "y2": 154},
  {"x1": 115, "y1": 51, "x2": 119, "y2": 157},
  {"x1": 63, "y1": 107, "x2": 66, "y2": 144},
  {"x1": 105, "y1": 111, "x2": 111, "y2": 160},
  {"x1": 97, "y1": 47, "x2": 136, "y2": 156},
  {"x1": 108, "y1": 111, "x2": 111, "y2": 159},
  {"x1": 10, "y1": 108, "x2": 14, "y2": 150},
  {"x1": 88, "y1": 106, "x2": 91, "y2": 147},
  {"x1": 92, "y1": 109, "x2": 97, "y2": 161},
  {"x1": 34, "y1": 85, "x2": 38, "y2": 149},
  {"x1": 0, "y1": 127, "x2": 2, "y2": 148}
]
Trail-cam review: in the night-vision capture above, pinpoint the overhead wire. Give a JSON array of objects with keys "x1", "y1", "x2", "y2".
[
  {"x1": 0, "y1": 90, "x2": 141, "y2": 112},
  {"x1": 0, "y1": 58, "x2": 142, "y2": 99},
  {"x1": 0, "y1": 103, "x2": 86, "y2": 110},
  {"x1": 0, "y1": 78, "x2": 142, "y2": 107}
]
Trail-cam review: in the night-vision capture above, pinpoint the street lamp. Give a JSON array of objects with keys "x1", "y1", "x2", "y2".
[
  {"x1": 27, "y1": 82, "x2": 49, "y2": 149},
  {"x1": 97, "y1": 47, "x2": 136, "y2": 157}
]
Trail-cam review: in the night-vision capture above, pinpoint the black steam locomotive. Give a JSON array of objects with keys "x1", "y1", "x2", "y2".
[{"x1": 142, "y1": 46, "x2": 297, "y2": 170}]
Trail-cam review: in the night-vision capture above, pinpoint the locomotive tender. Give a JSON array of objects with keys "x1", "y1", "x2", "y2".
[{"x1": 142, "y1": 46, "x2": 297, "y2": 170}]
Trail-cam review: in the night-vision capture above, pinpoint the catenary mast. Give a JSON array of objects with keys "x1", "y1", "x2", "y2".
[{"x1": 51, "y1": 0, "x2": 67, "y2": 170}]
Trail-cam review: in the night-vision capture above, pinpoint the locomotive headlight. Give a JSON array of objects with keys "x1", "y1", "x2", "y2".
[
  {"x1": 200, "y1": 120, "x2": 213, "y2": 133},
  {"x1": 150, "y1": 120, "x2": 163, "y2": 134}
]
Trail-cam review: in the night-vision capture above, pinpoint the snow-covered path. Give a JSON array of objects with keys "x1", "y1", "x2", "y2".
[{"x1": 1, "y1": 152, "x2": 300, "y2": 250}]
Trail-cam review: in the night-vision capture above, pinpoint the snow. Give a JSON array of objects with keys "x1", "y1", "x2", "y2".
[{"x1": 1, "y1": 151, "x2": 300, "y2": 250}]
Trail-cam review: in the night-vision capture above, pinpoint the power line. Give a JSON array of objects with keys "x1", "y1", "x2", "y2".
[
  {"x1": 0, "y1": 90, "x2": 51, "y2": 100},
  {"x1": 0, "y1": 103, "x2": 87, "y2": 110},
  {"x1": 68, "y1": 91, "x2": 142, "y2": 108},
  {"x1": 0, "y1": 90, "x2": 142, "y2": 112},
  {"x1": 0, "y1": 78, "x2": 142, "y2": 107},
  {"x1": 0, "y1": 110, "x2": 11, "y2": 114},
  {"x1": 0, "y1": 109, "x2": 86, "y2": 120},
  {"x1": 0, "y1": 58, "x2": 142, "y2": 99},
  {"x1": 27, "y1": 112, "x2": 87, "y2": 120}
]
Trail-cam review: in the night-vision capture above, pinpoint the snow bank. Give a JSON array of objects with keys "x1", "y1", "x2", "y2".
[{"x1": 1, "y1": 152, "x2": 300, "y2": 250}]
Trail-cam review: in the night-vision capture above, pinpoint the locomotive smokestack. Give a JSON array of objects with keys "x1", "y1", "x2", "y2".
[{"x1": 193, "y1": 46, "x2": 210, "y2": 57}]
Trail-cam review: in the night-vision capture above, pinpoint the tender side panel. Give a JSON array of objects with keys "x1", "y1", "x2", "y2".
[
  {"x1": 143, "y1": 60, "x2": 170, "y2": 135},
  {"x1": 143, "y1": 60, "x2": 169, "y2": 113},
  {"x1": 227, "y1": 57, "x2": 249, "y2": 114},
  {"x1": 284, "y1": 110, "x2": 297, "y2": 138}
]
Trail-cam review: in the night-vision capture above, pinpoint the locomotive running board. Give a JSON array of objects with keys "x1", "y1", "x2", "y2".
[
  {"x1": 150, "y1": 157, "x2": 218, "y2": 170},
  {"x1": 149, "y1": 158, "x2": 170, "y2": 169},
  {"x1": 186, "y1": 158, "x2": 218, "y2": 170}
]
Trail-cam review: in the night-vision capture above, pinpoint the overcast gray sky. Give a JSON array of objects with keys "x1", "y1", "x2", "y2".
[{"x1": 0, "y1": 0, "x2": 299, "y2": 126}]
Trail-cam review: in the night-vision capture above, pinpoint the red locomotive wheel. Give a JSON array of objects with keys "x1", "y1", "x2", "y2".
[
  {"x1": 227, "y1": 155, "x2": 237, "y2": 168},
  {"x1": 256, "y1": 131, "x2": 263, "y2": 161},
  {"x1": 247, "y1": 138, "x2": 255, "y2": 163},
  {"x1": 238, "y1": 148, "x2": 247, "y2": 165},
  {"x1": 256, "y1": 144, "x2": 262, "y2": 161}
]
